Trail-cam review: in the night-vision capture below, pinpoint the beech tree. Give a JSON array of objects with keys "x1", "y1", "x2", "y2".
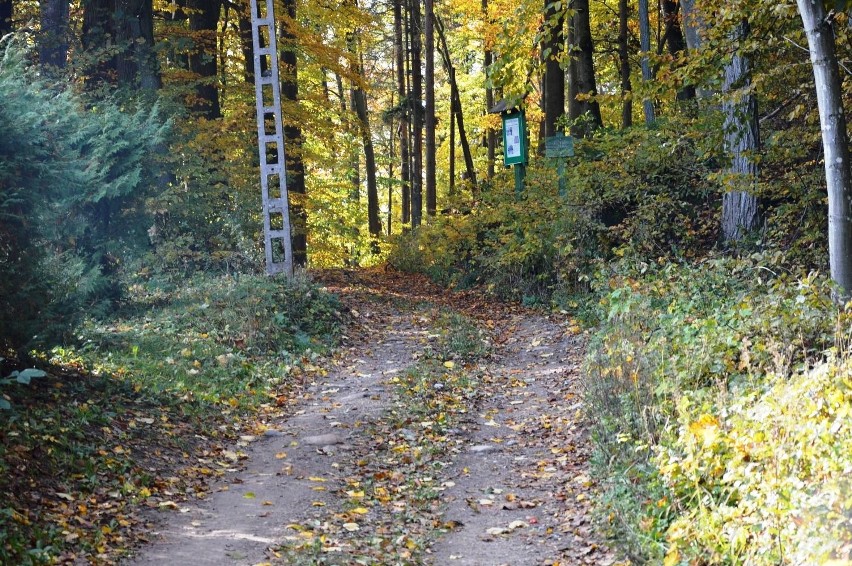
[
  {"x1": 542, "y1": 0, "x2": 565, "y2": 139},
  {"x1": 796, "y1": 0, "x2": 852, "y2": 296}
]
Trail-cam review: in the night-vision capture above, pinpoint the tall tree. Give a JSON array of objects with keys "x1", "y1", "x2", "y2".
[
  {"x1": 39, "y1": 0, "x2": 69, "y2": 70},
  {"x1": 618, "y1": 0, "x2": 632, "y2": 128},
  {"x1": 410, "y1": 0, "x2": 423, "y2": 227},
  {"x1": 0, "y1": 0, "x2": 11, "y2": 36},
  {"x1": 237, "y1": 1, "x2": 254, "y2": 83},
  {"x1": 543, "y1": 0, "x2": 565, "y2": 139},
  {"x1": 115, "y1": 0, "x2": 161, "y2": 90},
  {"x1": 186, "y1": 0, "x2": 221, "y2": 118},
  {"x1": 638, "y1": 0, "x2": 655, "y2": 124},
  {"x1": 280, "y1": 0, "x2": 307, "y2": 266},
  {"x1": 796, "y1": 0, "x2": 852, "y2": 295},
  {"x1": 436, "y1": 14, "x2": 476, "y2": 191},
  {"x1": 660, "y1": 0, "x2": 694, "y2": 101},
  {"x1": 82, "y1": 0, "x2": 116, "y2": 86},
  {"x1": 424, "y1": 0, "x2": 436, "y2": 217},
  {"x1": 394, "y1": 0, "x2": 411, "y2": 224},
  {"x1": 721, "y1": 19, "x2": 760, "y2": 243},
  {"x1": 680, "y1": 0, "x2": 703, "y2": 52},
  {"x1": 572, "y1": 0, "x2": 602, "y2": 132},
  {"x1": 351, "y1": 49, "x2": 382, "y2": 240},
  {"x1": 483, "y1": 0, "x2": 496, "y2": 180}
]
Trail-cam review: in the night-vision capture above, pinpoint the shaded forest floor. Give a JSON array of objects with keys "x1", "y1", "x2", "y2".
[{"x1": 3, "y1": 269, "x2": 619, "y2": 565}]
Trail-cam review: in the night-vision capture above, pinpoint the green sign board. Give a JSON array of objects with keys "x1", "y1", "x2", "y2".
[
  {"x1": 545, "y1": 134, "x2": 574, "y2": 158},
  {"x1": 502, "y1": 110, "x2": 528, "y2": 166}
]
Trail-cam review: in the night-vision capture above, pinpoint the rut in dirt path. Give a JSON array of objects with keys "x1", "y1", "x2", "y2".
[
  {"x1": 125, "y1": 270, "x2": 617, "y2": 566},
  {"x1": 127, "y1": 278, "x2": 429, "y2": 565}
]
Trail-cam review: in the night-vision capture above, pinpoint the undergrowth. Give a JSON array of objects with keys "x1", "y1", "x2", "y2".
[
  {"x1": 0, "y1": 272, "x2": 343, "y2": 564},
  {"x1": 583, "y1": 255, "x2": 852, "y2": 564}
]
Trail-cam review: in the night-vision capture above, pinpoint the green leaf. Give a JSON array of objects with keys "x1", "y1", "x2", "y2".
[{"x1": 15, "y1": 368, "x2": 46, "y2": 384}]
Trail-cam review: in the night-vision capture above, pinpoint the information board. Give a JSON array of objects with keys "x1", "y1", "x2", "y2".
[{"x1": 502, "y1": 110, "x2": 527, "y2": 166}]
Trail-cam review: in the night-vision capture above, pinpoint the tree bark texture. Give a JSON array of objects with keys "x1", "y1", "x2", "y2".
[
  {"x1": 618, "y1": 0, "x2": 632, "y2": 128},
  {"x1": 721, "y1": 20, "x2": 760, "y2": 243},
  {"x1": 679, "y1": 0, "x2": 703, "y2": 51},
  {"x1": 39, "y1": 0, "x2": 69, "y2": 69},
  {"x1": 187, "y1": 0, "x2": 221, "y2": 118},
  {"x1": 543, "y1": 0, "x2": 565, "y2": 138},
  {"x1": 352, "y1": 77, "x2": 382, "y2": 239},
  {"x1": 82, "y1": 0, "x2": 117, "y2": 86},
  {"x1": 394, "y1": 0, "x2": 411, "y2": 224},
  {"x1": 797, "y1": 0, "x2": 852, "y2": 296},
  {"x1": 281, "y1": 0, "x2": 307, "y2": 266},
  {"x1": 424, "y1": 0, "x2": 436, "y2": 217},
  {"x1": 115, "y1": 0, "x2": 161, "y2": 90},
  {"x1": 567, "y1": 7, "x2": 580, "y2": 131},
  {"x1": 638, "y1": 0, "x2": 655, "y2": 124},
  {"x1": 572, "y1": 0, "x2": 602, "y2": 133},
  {"x1": 237, "y1": 2, "x2": 254, "y2": 83},
  {"x1": 409, "y1": 0, "x2": 423, "y2": 228}
]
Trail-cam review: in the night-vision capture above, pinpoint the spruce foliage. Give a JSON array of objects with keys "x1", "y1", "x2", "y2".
[{"x1": 0, "y1": 39, "x2": 168, "y2": 350}]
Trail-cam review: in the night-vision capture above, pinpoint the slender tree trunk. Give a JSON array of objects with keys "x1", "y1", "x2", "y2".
[
  {"x1": 483, "y1": 0, "x2": 495, "y2": 180},
  {"x1": 638, "y1": 0, "x2": 655, "y2": 124},
  {"x1": 436, "y1": 15, "x2": 477, "y2": 191},
  {"x1": 394, "y1": 0, "x2": 411, "y2": 225},
  {"x1": 187, "y1": 0, "x2": 221, "y2": 118},
  {"x1": 410, "y1": 0, "x2": 423, "y2": 228},
  {"x1": 661, "y1": 0, "x2": 694, "y2": 101},
  {"x1": 424, "y1": 0, "x2": 436, "y2": 217},
  {"x1": 280, "y1": 0, "x2": 307, "y2": 266},
  {"x1": 796, "y1": 0, "x2": 852, "y2": 295},
  {"x1": 39, "y1": 0, "x2": 69, "y2": 70},
  {"x1": 237, "y1": 7, "x2": 254, "y2": 83},
  {"x1": 449, "y1": 99, "x2": 456, "y2": 196},
  {"x1": 0, "y1": 0, "x2": 11, "y2": 36},
  {"x1": 352, "y1": 72, "x2": 382, "y2": 239},
  {"x1": 618, "y1": 0, "x2": 632, "y2": 128},
  {"x1": 115, "y1": 0, "x2": 161, "y2": 90},
  {"x1": 567, "y1": 4, "x2": 581, "y2": 131},
  {"x1": 543, "y1": 0, "x2": 565, "y2": 138},
  {"x1": 349, "y1": 85, "x2": 361, "y2": 201},
  {"x1": 721, "y1": 20, "x2": 760, "y2": 243},
  {"x1": 572, "y1": 0, "x2": 602, "y2": 132}
]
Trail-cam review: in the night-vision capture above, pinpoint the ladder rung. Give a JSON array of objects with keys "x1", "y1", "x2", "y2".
[
  {"x1": 253, "y1": 18, "x2": 273, "y2": 27},
  {"x1": 261, "y1": 106, "x2": 277, "y2": 114},
  {"x1": 257, "y1": 74, "x2": 276, "y2": 85},
  {"x1": 262, "y1": 134, "x2": 281, "y2": 144},
  {"x1": 263, "y1": 164, "x2": 282, "y2": 175},
  {"x1": 267, "y1": 230, "x2": 289, "y2": 239}
]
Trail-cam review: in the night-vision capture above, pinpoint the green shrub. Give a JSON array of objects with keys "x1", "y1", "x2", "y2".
[{"x1": 584, "y1": 256, "x2": 851, "y2": 563}]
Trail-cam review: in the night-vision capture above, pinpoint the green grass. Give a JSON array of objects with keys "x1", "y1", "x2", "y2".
[{"x1": 0, "y1": 271, "x2": 344, "y2": 564}]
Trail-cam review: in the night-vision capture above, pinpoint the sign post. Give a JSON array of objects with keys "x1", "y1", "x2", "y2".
[
  {"x1": 489, "y1": 100, "x2": 528, "y2": 197},
  {"x1": 544, "y1": 133, "x2": 574, "y2": 198}
]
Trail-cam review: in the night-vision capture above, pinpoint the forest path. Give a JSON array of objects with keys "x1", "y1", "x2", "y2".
[{"x1": 126, "y1": 269, "x2": 615, "y2": 565}]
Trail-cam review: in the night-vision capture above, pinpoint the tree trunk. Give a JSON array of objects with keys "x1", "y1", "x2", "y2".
[
  {"x1": 449, "y1": 96, "x2": 456, "y2": 196},
  {"x1": 721, "y1": 20, "x2": 760, "y2": 243},
  {"x1": 543, "y1": 0, "x2": 565, "y2": 138},
  {"x1": 82, "y1": 0, "x2": 117, "y2": 86},
  {"x1": 572, "y1": 0, "x2": 602, "y2": 133},
  {"x1": 39, "y1": 0, "x2": 69, "y2": 70},
  {"x1": 237, "y1": 2, "x2": 254, "y2": 83},
  {"x1": 797, "y1": 0, "x2": 852, "y2": 296},
  {"x1": 280, "y1": 0, "x2": 307, "y2": 266},
  {"x1": 618, "y1": 0, "x2": 632, "y2": 128},
  {"x1": 424, "y1": 0, "x2": 436, "y2": 217},
  {"x1": 483, "y1": 0, "x2": 495, "y2": 180},
  {"x1": 394, "y1": 0, "x2": 411, "y2": 225},
  {"x1": 638, "y1": 0, "x2": 655, "y2": 124},
  {"x1": 115, "y1": 0, "x2": 161, "y2": 90},
  {"x1": 661, "y1": 0, "x2": 694, "y2": 101},
  {"x1": 680, "y1": 0, "x2": 703, "y2": 51},
  {"x1": 436, "y1": 14, "x2": 477, "y2": 191},
  {"x1": 186, "y1": 0, "x2": 221, "y2": 118},
  {"x1": 567, "y1": 5, "x2": 580, "y2": 132},
  {"x1": 0, "y1": 0, "x2": 11, "y2": 36},
  {"x1": 352, "y1": 75, "x2": 382, "y2": 239},
  {"x1": 409, "y1": 0, "x2": 423, "y2": 228}
]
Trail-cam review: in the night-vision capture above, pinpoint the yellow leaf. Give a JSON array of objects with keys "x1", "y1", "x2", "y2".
[
  {"x1": 308, "y1": 476, "x2": 327, "y2": 482},
  {"x1": 443, "y1": 361, "x2": 455, "y2": 368},
  {"x1": 351, "y1": 507, "x2": 369, "y2": 514},
  {"x1": 346, "y1": 490, "x2": 365, "y2": 499},
  {"x1": 663, "y1": 546, "x2": 680, "y2": 566},
  {"x1": 342, "y1": 522, "x2": 359, "y2": 531},
  {"x1": 275, "y1": 452, "x2": 287, "y2": 459},
  {"x1": 244, "y1": 492, "x2": 256, "y2": 499}
]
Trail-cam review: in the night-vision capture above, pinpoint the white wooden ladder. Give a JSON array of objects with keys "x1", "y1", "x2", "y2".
[{"x1": 250, "y1": 0, "x2": 293, "y2": 277}]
